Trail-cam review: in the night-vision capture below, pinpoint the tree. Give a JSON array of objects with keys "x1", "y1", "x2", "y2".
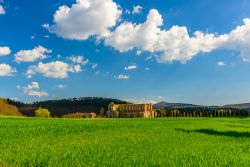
[
  {"x1": 35, "y1": 107, "x2": 50, "y2": 118},
  {"x1": 99, "y1": 107, "x2": 105, "y2": 115},
  {"x1": 228, "y1": 110, "x2": 232, "y2": 117}
]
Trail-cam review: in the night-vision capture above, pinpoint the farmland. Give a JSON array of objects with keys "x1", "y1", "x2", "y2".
[{"x1": 0, "y1": 117, "x2": 250, "y2": 166}]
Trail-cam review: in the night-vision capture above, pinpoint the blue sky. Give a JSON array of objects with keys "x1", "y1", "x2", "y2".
[{"x1": 1, "y1": 0, "x2": 250, "y2": 105}]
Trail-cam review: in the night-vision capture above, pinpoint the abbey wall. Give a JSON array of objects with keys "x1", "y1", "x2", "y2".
[{"x1": 107, "y1": 102, "x2": 155, "y2": 118}]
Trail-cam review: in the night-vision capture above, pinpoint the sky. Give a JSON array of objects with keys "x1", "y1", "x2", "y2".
[{"x1": 1, "y1": 0, "x2": 250, "y2": 105}]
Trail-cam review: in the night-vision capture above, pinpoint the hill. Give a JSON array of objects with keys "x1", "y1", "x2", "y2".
[
  {"x1": 225, "y1": 103, "x2": 250, "y2": 111},
  {"x1": 0, "y1": 98, "x2": 22, "y2": 116},
  {"x1": 153, "y1": 101, "x2": 201, "y2": 109},
  {"x1": 153, "y1": 101, "x2": 248, "y2": 110}
]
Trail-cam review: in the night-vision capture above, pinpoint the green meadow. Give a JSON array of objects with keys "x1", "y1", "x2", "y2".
[{"x1": 0, "y1": 117, "x2": 250, "y2": 167}]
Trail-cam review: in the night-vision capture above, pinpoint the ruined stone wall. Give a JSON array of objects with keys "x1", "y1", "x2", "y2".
[{"x1": 107, "y1": 102, "x2": 155, "y2": 118}]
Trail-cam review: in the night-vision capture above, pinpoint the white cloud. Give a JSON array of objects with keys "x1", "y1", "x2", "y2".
[
  {"x1": 125, "y1": 65, "x2": 137, "y2": 70},
  {"x1": 132, "y1": 5, "x2": 143, "y2": 15},
  {"x1": 23, "y1": 82, "x2": 48, "y2": 97},
  {"x1": 105, "y1": 9, "x2": 250, "y2": 63},
  {"x1": 0, "y1": 5, "x2": 5, "y2": 15},
  {"x1": 223, "y1": 18, "x2": 250, "y2": 61},
  {"x1": 0, "y1": 46, "x2": 11, "y2": 56},
  {"x1": 10, "y1": 97, "x2": 19, "y2": 101},
  {"x1": 26, "y1": 61, "x2": 81, "y2": 78},
  {"x1": 0, "y1": 64, "x2": 16, "y2": 76},
  {"x1": 44, "y1": 2, "x2": 250, "y2": 64},
  {"x1": 42, "y1": 23, "x2": 49, "y2": 29},
  {"x1": 45, "y1": 0, "x2": 122, "y2": 40},
  {"x1": 71, "y1": 64, "x2": 82, "y2": 72},
  {"x1": 217, "y1": 61, "x2": 225, "y2": 66},
  {"x1": 15, "y1": 46, "x2": 52, "y2": 63},
  {"x1": 69, "y1": 56, "x2": 88, "y2": 65},
  {"x1": 136, "y1": 50, "x2": 142, "y2": 56},
  {"x1": 105, "y1": 9, "x2": 165, "y2": 52},
  {"x1": 115, "y1": 74, "x2": 130, "y2": 79},
  {"x1": 146, "y1": 55, "x2": 153, "y2": 61},
  {"x1": 56, "y1": 84, "x2": 66, "y2": 89},
  {"x1": 124, "y1": 9, "x2": 131, "y2": 15}
]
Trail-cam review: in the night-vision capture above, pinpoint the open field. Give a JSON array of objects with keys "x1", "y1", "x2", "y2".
[{"x1": 0, "y1": 117, "x2": 250, "y2": 167}]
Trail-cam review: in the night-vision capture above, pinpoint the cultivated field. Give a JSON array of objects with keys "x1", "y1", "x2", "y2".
[{"x1": 0, "y1": 117, "x2": 249, "y2": 167}]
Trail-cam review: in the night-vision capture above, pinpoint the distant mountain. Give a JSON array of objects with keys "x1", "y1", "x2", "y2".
[
  {"x1": 225, "y1": 103, "x2": 250, "y2": 111},
  {"x1": 153, "y1": 101, "x2": 202, "y2": 109},
  {"x1": 153, "y1": 101, "x2": 250, "y2": 112}
]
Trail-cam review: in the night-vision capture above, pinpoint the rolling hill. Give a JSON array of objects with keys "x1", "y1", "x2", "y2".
[{"x1": 153, "y1": 101, "x2": 202, "y2": 109}]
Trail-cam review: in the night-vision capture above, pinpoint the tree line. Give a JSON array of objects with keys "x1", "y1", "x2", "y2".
[{"x1": 156, "y1": 107, "x2": 249, "y2": 117}]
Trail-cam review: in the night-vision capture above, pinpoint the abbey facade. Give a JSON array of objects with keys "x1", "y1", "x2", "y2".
[{"x1": 107, "y1": 102, "x2": 155, "y2": 118}]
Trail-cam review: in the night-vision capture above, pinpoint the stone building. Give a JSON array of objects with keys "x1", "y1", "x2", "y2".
[{"x1": 107, "y1": 102, "x2": 155, "y2": 118}]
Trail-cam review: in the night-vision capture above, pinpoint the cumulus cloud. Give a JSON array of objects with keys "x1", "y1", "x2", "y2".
[
  {"x1": 0, "y1": 5, "x2": 5, "y2": 15},
  {"x1": 26, "y1": 61, "x2": 81, "y2": 78},
  {"x1": 105, "y1": 9, "x2": 250, "y2": 63},
  {"x1": 45, "y1": 0, "x2": 122, "y2": 40},
  {"x1": 0, "y1": 46, "x2": 11, "y2": 56},
  {"x1": 0, "y1": 64, "x2": 16, "y2": 76},
  {"x1": 45, "y1": 1, "x2": 250, "y2": 64},
  {"x1": 223, "y1": 18, "x2": 250, "y2": 61},
  {"x1": 115, "y1": 74, "x2": 130, "y2": 79},
  {"x1": 125, "y1": 64, "x2": 137, "y2": 70},
  {"x1": 23, "y1": 82, "x2": 48, "y2": 97},
  {"x1": 132, "y1": 5, "x2": 143, "y2": 15},
  {"x1": 15, "y1": 46, "x2": 52, "y2": 63},
  {"x1": 105, "y1": 9, "x2": 164, "y2": 52}
]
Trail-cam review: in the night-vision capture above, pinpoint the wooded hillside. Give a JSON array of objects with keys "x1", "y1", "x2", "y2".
[{"x1": 7, "y1": 97, "x2": 129, "y2": 117}]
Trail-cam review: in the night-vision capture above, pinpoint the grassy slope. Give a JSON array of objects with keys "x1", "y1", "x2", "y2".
[{"x1": 0, "y1": 117, "x2": 249, "y2": 167}]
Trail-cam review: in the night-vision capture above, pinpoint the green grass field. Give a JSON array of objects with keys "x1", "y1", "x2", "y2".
[{"x1": 0, "y1": 117, "x2": 250, "y2": 167}]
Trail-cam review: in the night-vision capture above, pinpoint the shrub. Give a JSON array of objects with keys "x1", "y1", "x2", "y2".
[
  {"x1": 35, "y1": 107, "x2": 50, "y2": 118},
  {"x1": 62, "y1": 113, "x2": 85, "y2": 118},
  {"x1": 62, "y1": 112, "x2": 97, "y2": 119},
  {"x1": 99, "y1": 107, "x2": 105, "y2": 115}
]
